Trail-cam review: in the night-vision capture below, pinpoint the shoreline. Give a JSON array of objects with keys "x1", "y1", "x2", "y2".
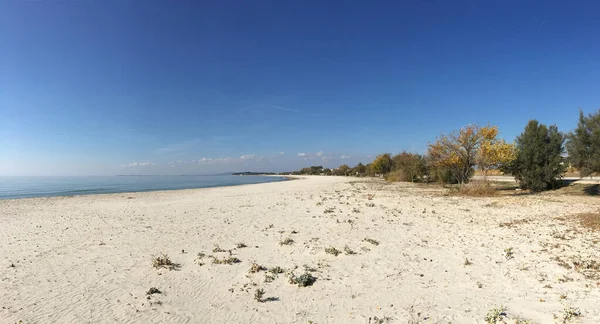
[{"x1": 0, "y1": 175, "x2": 293, "y2": 202}]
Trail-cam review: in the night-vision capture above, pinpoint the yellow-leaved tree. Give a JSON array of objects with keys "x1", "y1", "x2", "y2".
[
  {"x1": 427, "y1": 124, "x2": 515, "y2": 184},
  {"x1": 476, "y1": 126, "x2": 516, "y2": 180}
]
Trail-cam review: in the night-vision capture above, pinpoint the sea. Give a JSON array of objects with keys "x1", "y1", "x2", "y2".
[{"x1": 0, "y1": 175, "x2": 288, "y2": 200}]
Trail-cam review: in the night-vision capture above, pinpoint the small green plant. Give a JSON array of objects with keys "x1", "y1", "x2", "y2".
[
  {"x1": 151, "y1": 254, "x2": 180, "y2": 270},
  {"x1": 280, "y1": 237, "x2": 294, "y2": 245},
  {"x1": 146, "y1": 287, "x2": 162, "y2": 295},
  {"x1": 288, "y1": 272, "x2": 317, "y2": 287},
  {"x1": 484, "y1": 306, "x2": 507, "y2": 324},
  {"x1": 254, "y1": 288, "x2": 265, "y2": 302},
  {"x1": 325, "y1": 246, "x2": 341, "y2": 256},
  {"x1": 264, "y1": 274, "x2": 276, "y2": 283},
  {"x1": 363, "y1": 238, "x2": 379, "y2": 246},
  {"x1": 269, "y1": 266, "x2": 285, "y2": 274},
  {"x1": 504, "y1": 247, "x2": 514, "y2": 260},
  {"x1": 344, "y1": 245, "x2": 356, "y2": 255},
  {"x1": 560, "y1": 305, "x2": 582, "y2": 322},
  {"x1": 324, "y1": 208, "x2": 335, "y2": 214}
]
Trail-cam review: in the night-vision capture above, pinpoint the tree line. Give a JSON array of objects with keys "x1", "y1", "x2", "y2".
[{"x1": 288, "y1": 110, "x2": 600, "y2": 192}]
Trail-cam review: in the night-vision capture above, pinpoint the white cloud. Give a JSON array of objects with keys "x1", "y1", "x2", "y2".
[
  {"x1": 198, "y1": 157, "x2": 233, "y2": 165},
  {"x1": 279, "y1": 152, "x2": 285, "y2": 155},
  {"x1": 121, "y1": 162, "x2": 155, "y2": 167},
  {"x1": 341, "y1": 155, "x2": 351, "y2": 159},
  {"x1": 316, "y1": 151, "x2": 323, "y2": 157},
  {"x1": 240, "y1": 154, "x2": 256, "y2": 160},
  {"x1": 298, "y1": 152, "x2": 307, "y2": 157}
]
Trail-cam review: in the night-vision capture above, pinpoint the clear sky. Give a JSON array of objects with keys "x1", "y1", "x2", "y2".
[{"x1": 1, "y1": 0, "x2": 599, "y2": 176}]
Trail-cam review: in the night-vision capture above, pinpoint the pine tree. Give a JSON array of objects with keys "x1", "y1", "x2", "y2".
[
  {"x1": 566, "y1": 109, "x2": 600, "y2": 177},
  {"x1": 511, "y1": 120, "x2": 566, "y2": 192}
]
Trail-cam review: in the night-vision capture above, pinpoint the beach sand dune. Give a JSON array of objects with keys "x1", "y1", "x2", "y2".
[{"x1": 2, "y1": 176, "x2": 599, "y2": 323}]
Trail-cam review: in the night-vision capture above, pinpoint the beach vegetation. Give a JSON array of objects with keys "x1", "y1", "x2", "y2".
[
  {"x1": 279, "y1": 237, "x2": 294, "y2": 245},
  {"x1": 502, "y1": 120, "x2": 566, "y2": 192},
  {"x1": 151, "y1": 254, "x2": 180, "y2": 270},
  {"x1": 363, "y1": 237, "x2": 379, "y2": 246},
  {"x1": 324, "y1": 246, "x2": 341, "y2": 256},
  {"x1": 288, "y1": 272, "x2": 317, "y2": 287},
  {"x1": 566, "y1": 109, "x2": 600, "y2": 177}
]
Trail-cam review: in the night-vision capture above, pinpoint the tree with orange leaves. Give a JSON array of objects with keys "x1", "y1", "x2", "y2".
[{"x1": 427, "y1": 124, "x2": 515, "y2": 184}]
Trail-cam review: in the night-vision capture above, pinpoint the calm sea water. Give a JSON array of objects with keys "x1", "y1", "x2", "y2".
[{"x1": 0, "y1": 175, "x2": 287, "y2": 200}]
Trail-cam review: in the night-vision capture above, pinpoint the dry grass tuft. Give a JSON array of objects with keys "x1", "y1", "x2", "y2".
[
  {"x1": 363, "y1": 237, "x2": 380, "y2": 246},
  {"x1": 254, "y1": 288, "x2": 265, "y2": 302},
  {"x1": 456, "y1": 181, "x2": 497, "y2": 197},
  {"x1": 212, "y1": 245, "x2": 227, "y2": 253},
  {"x1": 211, "y1": 256, "x2": 241, "y2": 265},
  {"x1": 578, "y1": 212, "x2": 600, "y2": 231},
  {"x1": 146, "y1": 287, "x2": 162, "y2": 295},
  {"x1": 249, "y1": 261, "x2": 267, "y2": 273},
  {"x1": 151, "y1": 254, "x2": 180, "y2": 270},
  {"x1": 280, "y1": 237, "x2": 294, "y2": 246},
  {"x1": 344, "y1": 245, "x2": 356, "y2": 255},
  {"x1": 499, "y1": 218, "x2": 532, "y2": 228},
  {"x1": 325, "y1": 246, "x2": 341, "y2": 256}
]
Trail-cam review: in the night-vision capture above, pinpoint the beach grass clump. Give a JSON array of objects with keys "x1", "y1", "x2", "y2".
[
  {"x1": 280, "y1": 237, "x2": 294, "y2": 246},
  {"x1": 212, "y1": 245, "x2": 227, "y2": 253},
  {"x1": 484, "y1": 306, "x2": 507, "y2": 324},
  {"x1": 236, "y1": 242, "x2": 248, "y2": 248},
  {"x1": 363, "y1": 237, "x2": 380, "y2": 246},
  {"x1": 504, "y1": 247, "x2": 514, "y2": 260},
  {"x1": 344, "y1": 245, "x2": 356, "y2": 255},
  {"x1": 560, "y1": 305, "x2": 582, "y2": 322},
  {"x1": 249, "y1": 261, "x2": 267, "y2": 273},
  {"x1": 195, "y1": 252, "x2": 206, "y2": 266},
  {"x1": 151, "y1": 254, "x2": 180, "y2": 270},
  {"x1": 254, "y1": 288, "x2": 265, "y2": 302},
  {"x1": 324, "y1": 208, "x2": 335, "y2": 214},
  {"x1": 211, "y1": 256, "x2": 241, "y2": 265},
  {"x1": 457, "y1": 181, "x2": 497, "y2": 197},
  {"x1": 325, "y1": 246, "x2": 341, "y2": 256}
]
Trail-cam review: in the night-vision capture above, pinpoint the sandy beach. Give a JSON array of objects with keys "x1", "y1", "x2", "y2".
[{"x1": 2, "y1": 176, "x2": 600, "y2": 323}]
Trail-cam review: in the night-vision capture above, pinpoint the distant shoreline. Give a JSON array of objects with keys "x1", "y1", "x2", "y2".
[{"x1": 0, "y1": 175, "x2": 290, "y2": 201}]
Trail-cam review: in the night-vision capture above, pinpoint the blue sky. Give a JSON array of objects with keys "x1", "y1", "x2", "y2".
[{"x1": 1, "y1": 0, "x2": 599, "y2": 176}]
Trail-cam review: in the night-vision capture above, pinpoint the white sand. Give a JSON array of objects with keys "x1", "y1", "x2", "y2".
[{"x1": 1, "y1": 176, "x2": 600, "y2": 323}]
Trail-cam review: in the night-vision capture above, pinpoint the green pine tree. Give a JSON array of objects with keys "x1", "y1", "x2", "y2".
[
  {"x1": 566, "y1": 109, "x2": 600, "y2": 177},
  {"x1": 511, "y1": 120, "x2": 566, "y2": 192}
]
